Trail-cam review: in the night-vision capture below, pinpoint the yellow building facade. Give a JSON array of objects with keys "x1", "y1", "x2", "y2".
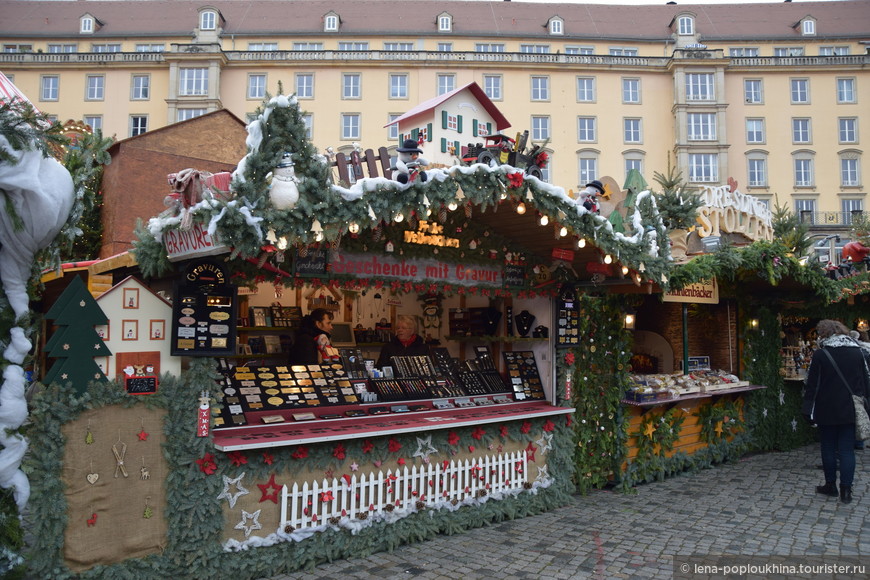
[{"x1": 1, "y1": 0, "x2": 868, "y2": 245}]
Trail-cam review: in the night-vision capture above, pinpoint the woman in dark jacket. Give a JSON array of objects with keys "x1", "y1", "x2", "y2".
[
  {"x1": 288, "y1": 308, "x2": 336, "y2": 365},
  {"x1": 376, "y1": 315, "x2": 429, "y2": 370},
  {"x1": 803, "y1": 319, "x2": 870, "y2": 503}
]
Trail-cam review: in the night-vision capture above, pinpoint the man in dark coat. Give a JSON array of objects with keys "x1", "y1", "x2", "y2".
[
  {"x1": 376, "y1": 315, "x2": 429, "y2": 370},
  {"x1": 803, "y1": 319, "x2": 870, "y2": 503}
]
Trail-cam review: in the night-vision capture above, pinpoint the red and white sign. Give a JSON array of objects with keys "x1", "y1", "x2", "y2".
[{"x1": 164, "y1": 223, "x2": 230, "y2": 262}]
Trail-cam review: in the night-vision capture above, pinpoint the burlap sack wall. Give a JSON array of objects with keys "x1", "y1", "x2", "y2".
[{"x1": 61, "y1": 406, "x2": 168, "y2": 572}]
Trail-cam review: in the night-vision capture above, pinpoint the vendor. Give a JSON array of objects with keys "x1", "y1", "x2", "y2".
[
  {"x1": 289, "y1": 308, "x2": 338, "y2": 365},
  {"x1": 376, "y1": 315, "x2": 430, "y2": 369}
]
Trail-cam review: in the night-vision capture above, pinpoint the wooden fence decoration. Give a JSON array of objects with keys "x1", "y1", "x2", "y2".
[
  {"x1": 280, "y1": 450, "x2": 528, "y2": 533},
  {"x1": 332, "y1": 147, "x2": 393, "y2": 185}
]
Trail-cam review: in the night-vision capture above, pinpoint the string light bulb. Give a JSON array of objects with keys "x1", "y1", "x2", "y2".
[
  {"x1": 621, "y1": 265, "x2": 629, "y2": 275},
  {"x1": 559, "y1": 226, "x2": 568, "y2": 237},
  {"x1": 447, "y1": 201, "x2": 458, "y2": 211},
  {"x1": 394, "y1": 212, "x2": 404, "y2": 223},
  {"x1": 516, "y1": 202, "x2": 526, "y2": 215},
  {"x1": 577, "y1": 238, "x2": 587, "y2": 248},
  {"x1": 539, "y1": 215, "x2": 549, "y2": 226},
  {"x1": 348, "y1": 222, "x2": 360, "y2": 234},
  {"x1": 603, "y1": 254, "x2": 613, "y2": 264}
]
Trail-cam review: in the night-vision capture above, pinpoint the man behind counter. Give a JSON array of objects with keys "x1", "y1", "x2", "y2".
[{"x1": 376, "y1": 315, "x2": 430, "y2": 369}]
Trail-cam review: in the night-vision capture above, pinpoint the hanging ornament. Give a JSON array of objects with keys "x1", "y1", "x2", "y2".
[
  {"x1": 86, "y1": 460, "x2": 99, "y2": 485},
  {"x1": 140, "y1": 456, "x2": 151, "y2": 480},
  {"x1": 137, "y1": 417, "x2": 149, "y2": 441},
  {"x1": 310, "y1": 219, "x2": 324, "y2": 242},
  {"x1": 265, "y1": 229, "x2": 278, "y2": 244},
  {"x1": 408, "y1": 211, "x2": 418, "y2": 230},
  {"x1": 464, "y1": 202, "x2": 472, "y2": 218},
  {"x1": 85, "y1": 419, "x2": 94, "y2": 445},
  {"x1": 112, "y1": 432, "x2": 128, "y2": 478},
  {"x1": 269, "y1": 153, "x2": 300, "y2": 210},
  {"x1": 372, "y1": 225, "x2": 382, "y2": 242},
  {"x1": 143, "y1": 496, "x2": 154, "y2": 519},
  {"x1": 197, "y1": 391, "x2": 211, "y2": 437},
  {"x1": 438, "y1": 205, "x2": 447, "y2": 223},
  {"x1": 469, "y1": 240, "x2": 477, "y2": 250},
  {"x1": 331, "y1": 231, "x2": 342, "y2": 250},
  {"x1": 298, "y1": 244, "x2": 309, "y2": 258},
  {"x1": 385, "y1": 241, "x2": 394, "y2": 253}
]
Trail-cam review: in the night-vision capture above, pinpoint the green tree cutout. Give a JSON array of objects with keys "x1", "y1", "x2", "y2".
[{"x1": 43, "y1": 276, "x2": 112, "y2": 394}]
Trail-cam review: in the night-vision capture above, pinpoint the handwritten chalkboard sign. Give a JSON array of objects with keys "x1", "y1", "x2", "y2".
[
  {"x1": 503, "y1": 264, "x2": 526, "y2": 288},
  {"x1": 126, "y1": 375, "x2": 158, "y2": 395},
  {"x1": 294, "y1": 247, "x2": 328, "y2": 276}
]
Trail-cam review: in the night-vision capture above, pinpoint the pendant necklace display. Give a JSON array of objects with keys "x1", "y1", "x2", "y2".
[{"x1": 514, "y1": 310, "x2": 535, "y2": 338}]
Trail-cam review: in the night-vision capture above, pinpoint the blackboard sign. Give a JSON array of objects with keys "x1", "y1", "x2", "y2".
[
  {"x1": 504, "y1": 264, "x2": 526, "y2": 288},
  {"x1": 126, "y1": 375, "x2": 158, "y2": 395},
  {"x1": 294, "y1": 247, "x2": 328, "y2": 276}
]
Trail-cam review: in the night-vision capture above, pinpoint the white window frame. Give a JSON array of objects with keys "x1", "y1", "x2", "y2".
[
  {"x1": 389, "y1": 74, "x2": 408, "y2": 99},
  {"x1": 324, "y1": 14, "x2": 339, "y2": 32},
  {"x1": 179, "y1": 68, "x2": 208, "y2": 96},
  {"x1": 790, "y1": 78, "x2": 810, "y2": 104},
  {"x1": 48, "y1": 44, "x2": 78, "y2": 53},
  {"x1": 296, "y1": 73, "x2": 314, "y2": 99},
  {"x1": 248, "y1": 74, "x2": 266, "y2": 100},
  {"x1": 678, "y1": 15, "x2": 694, "y2": 36},
  {"x1": 578, "y1": 156, "x2": 598, "y2": 186},
  {"x1": 41, "y1": 75, "x2": 59, "y2": 101},
  {"x1": 388, "y1": 114, "x2": 400, "y2": 141},
  {"x1": 622, "y1": 78, "x2": 640, "y2": 104},
  {"x1": 521, "y1": 45, "x2": 550, "y2": 54},
  {"x1": 687, "y1": 113, "x2": 716, "y2": 141},
  {"x1": 531, "y1": 76, "x2": 549, "y2": 101},
  {"x1": 437, "y1": 43, "x2": 452, "y2": 52},
  {"x1": 792, "y1": 118, "x2": 811, "y2": 144},
  {"x1": 747, "y1": 157, "x2": 767, "y2": 187},
  {"x1": 475, "y1": 43, "x2": 505, "y2": 53},
  {"x1": 338, "y1": 42, "x2": 368, "y2": 51},
  {"x1": 729, "y1": 48, "x2": 758, "y2": 57},
  {"x1": 688, "y1": 153, "x2": 719, "y2": 183},
  {"x1": 130, "y1": 115, "x2": 148, "y2": 137},
  {"x1": 135, "y1": 44, "x2": 164, "y2": 53},
  {"x1": 837, "y1": 78, "x2": 856, "y2": 104},
  {"x1": 577, "y1": 117, "x2": 597, "y2": 143},
  {"x1": 302, "y1": 114, "x2": 313, "y2": 140},
  {"x1": 445, "y1": 114, "x2": 458, "y2": 131},
  {"x1": 293, "y1": 42, "x2": 323, "y2": 51},
  {"x1": 746, "y1": 118, "x2": 765, "y2": 144},
  {"x1": 793, "y1": 157, "x2": 814, "y2": 187},
  {"x1": 842, "y1": 199, "x2": 863, "y2": 224},
  {"x1": 437, "y1": 74, "x2": 455, "y2": 96},
  {"x1": 839, "y1": 118, "x2": 857, "y2": 144},
  {"x1": 84, "y1": 116, "x2": 102, "y2": 132},
  {"x1": 609, "y1": 47, "x2": 638, "y2": 56},
  {"x1": 801, "y1": 19, "x2": 815, "y2": 36},
  {"x1": 577, "y1": 77, "x2": 595, "y2": 102},
  {"x1": 483, "y1": 75, "x2": 502, "y2": 100},
  {"x1": 248, "y1": 43, "x2": 278, "y2": 51},
  {"x1": 383, "y1": 42, "x2": 414, "y2": 51},
  {"x1": 841, "y1": 158, "x2": 860, "y2": 187},
  {"x1": 341, "y1": 113, "x2": 360, "y2": 140},
  {"x1": 131, "y1": 74, "x2": 150, "y2": 100},
  {"x1": 549, "y1": 18, "x2": 563, "y2": 35},
  {"x1": 624, "y1": 157, "x2": 644, "y2": 181},
  {"x1": 623, "y1": 118, "x2": 642, "y2": 144},
  {"x1": 342, "y1": 73, "x2": 361, "y2": 99},
  {"x1": 200, "y1": 10, "x2": 217, "y2": 31},
  {"x1": 80, "y1": 16, "x2": 94, "y2": 34},
  {"x1": 177, "y1": 109, "x2": 207, "y2": 122},
  {"x1": 438, "y1": 14, "x2": 452, "y2": 32},
  {"x1": 686, "y1": 73, "x2": 714, "y2": 101},
  {"x1": 531, "y1": 116, "x2": 550, "y2": 141},
  {"x1": 744, "y1": 79, "x2": 763, "y2": 104}
]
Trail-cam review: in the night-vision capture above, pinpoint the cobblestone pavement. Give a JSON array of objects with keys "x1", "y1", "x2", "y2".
[{"x1": 261, "y1": 444, "x2": 869, "y2": 579}]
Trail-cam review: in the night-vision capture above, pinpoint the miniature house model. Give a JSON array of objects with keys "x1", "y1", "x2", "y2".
[
  {"x1": 386, "y1": 81, "x2": 511, "y2": 166},
  {"x1": 94, "y1": 276, "x2": 180, "y2": 379}
]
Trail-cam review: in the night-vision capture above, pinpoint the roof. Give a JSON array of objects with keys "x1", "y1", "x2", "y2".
[
  {"x1": 1, "y1": 1, "x2": 868, "y2": 42},
  {"x1": 385, "y1": 82, "x2": 510, "y2": 131}
]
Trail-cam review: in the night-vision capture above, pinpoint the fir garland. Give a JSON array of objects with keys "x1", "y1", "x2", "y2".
[{"x1": 697, "y1": 399, "x2": 744, "y2": 444}]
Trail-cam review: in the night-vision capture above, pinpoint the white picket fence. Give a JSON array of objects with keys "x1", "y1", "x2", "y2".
[{"x1": 280, "y1": 451, "x2": 528, "y2": 533}]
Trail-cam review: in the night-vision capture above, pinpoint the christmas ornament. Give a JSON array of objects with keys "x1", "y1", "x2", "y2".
[
  {"x1": 112, "y1": 432, "x2": 128, "y2": 478},
  {"x1": 143, "y1": 497, "x2": 153, "y2": 519},
  {"x1": 140, "y1": 456, "x2": 150, "y2": 480},
  {"x1": 217, "y1": 473, "x2": 250, "y2": 509},
  {"x1": 257, "y1": 473, "x2": 282, "y2": 504},
  {"x1": 85, "y1": 419, "x2": 94, "y2": 445},
  {"x1": 197, "y1": 391, "x2": 210, "y2": 437},
  {"x1": 86, "y1": 460, "x2": 98, "y2": 485},
  {"x1": 137, "y1": 417, "x2": 149, "y2": 441},
  {"x1": 234, "y1": 509, "x2": 263, "y2": 538},
  {"x1": 269, "y1": 152, "x2": 300, "y2": 210}
]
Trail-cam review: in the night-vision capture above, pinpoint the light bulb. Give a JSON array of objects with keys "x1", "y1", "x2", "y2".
[
  {"x1": 539, "y1": 215, "x2": 549, "y2": 226},
  {"x1": 447, "y1": 202, "x2": 458, "y2": 211},
  {"x1": 348, "y1": 222, "x2": 360, "y2": 234},
  {"x1": 559, "y1": 226, "x2": 568, "y2": 237},
  {"x1": 394, "y1": 213, "x2": 404, "y2": 223},
  {"x1": 604, "y1": 254, "x2": 613, "y2": 264},
  {"x1": 578, "y1": 238, "x2": 587, "y2": 248},
  {"x1": 516, "y1": 202, "x2": 526, "y2": 215},
  {"x1": 277, "y1": 236, "x2": 288, "y2": 250},
  {"x1": 621, "y1": 266, "x2": 629, "y2": 275}
]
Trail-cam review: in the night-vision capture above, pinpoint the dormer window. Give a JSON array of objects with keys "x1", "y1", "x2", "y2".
[
  {"x1": 200, "y1": 10, "x2": 217, "y2": 31},
  {"x1": 438, "y1": 13, "x2": 453, "y2": 33},
  {"x1": 548, "y1": 17, "x2": 564, "y2": 35},
  {"x1": 80, "y1": 15, "x2": 95, "y2": 34},
  {"x1": 801, "y1": 18, "x2": 816, "y2": 36},
  {"x1": 324, "y1": 12, "x2": 340, "y2": 32},
  {"x1": 678, "y1": 15, "x2": 694, "y2": 36}
]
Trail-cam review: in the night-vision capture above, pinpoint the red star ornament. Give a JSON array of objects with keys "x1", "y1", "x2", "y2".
[
  {"x1": 257, "y1": 473, "x2": 282, "y2": 504},
  {"x1": 525, "y1": 441, "x2": 538, "y2": 462},
  {"x1": 137, "y1": 429, "x2": 149, "y2": 441}
]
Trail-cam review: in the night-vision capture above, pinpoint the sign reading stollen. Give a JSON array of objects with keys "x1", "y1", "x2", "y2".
[{"x1": 662, "y1": 278, "x2": 719, "y2": 304}]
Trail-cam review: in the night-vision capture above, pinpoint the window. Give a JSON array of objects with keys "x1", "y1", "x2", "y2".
[
  {"x1": 200, "y1": 10, "x2": 216, "y2": 31},
  {"x1": 437, "y1": 74, "x2": 455, "y2": 95},
  {"x1": 389, "y1": 74, "x2": 408, "y2": 99},
  {"x1": 296, "y1": 74, "x2": 314, "y2": 99},
  {"x1": 686, "y1": 73, "x2": 714, "y2": 101},
  {"x1": 729, "y1": 48, "x2": 758, "y2": 57},
  {"x1": 3, "y1": 44, "x2": 32, "y2": 53},
  {"x1": 324, "y1": 14, "x2": 339, "y2": 32},
  {"x1": 130, "y1": 115, "x2": 148, "y2": 137},
  {"x1": 842, "y1": 199, "x2": 863, "y2": 225},
  {"x1": 520, "y1": 45, "x2": 550, "y2": 54},
  {"x1": 294, "y1": 42, "x2": 323, "y2": 51},
  {"x1": 841, "y1": 158, "x2": 860, "y2": 187},
  {"x1": 576, "y1": 77, "x2": 595, "y2": 102},
  {"x1": 744, "y1": 79, "x2": 763, "y2": 104},
  {"x1": 689, "y1": 153, "x2": 718, "y2": 183},
  {"x1": 624, "y1": 118, "x2": 641, "y2": 144},
  {"x1": 135, "y1": 44, "x2": 164, "y2": 52},
  {"x1": 532, "y1": 116, "x2": 550, "y2": 141},
  {"x1": 131, "y1": 75, "x2": 150, "y2": 100},
  {"x1": 792, "y1": 119, "x2": 811, "y2": 144},
  {"x1": 794, "y1": 199, "x2": 815, "y2": 224},
  {"x1": 622, "y1": 78, "x2": 640, "y2": 103},
  {"x1": 177, "y1": 109, "x2": 206, "y2": 122},
  {"x1": 92, "y1": 44, "x2": 121, "y2": 53},
  {"x1": 578, "y1": 156, "x2": 598, "y2": 185},
  {"x1": 342, "y1": 74, "x2": 361, "y2": 99},
  {"x1": 790, "y1": 78, "x2": 809, "y2": 104},
  {"x1": 566, "y1": 46, "x2": 594, "y2": 55},
  {"x1": 80, "y1": 16, "x2": 94, "y2": 34},
  {"x1": 837, "y1": 78, "x2": 856, "y2": 103},
  {"x1": 445, "y1": 114, "x2": 458, "y2": 131},
  {"x1": 475, "y1": 43, "x2": 505, "y2": 52},
  {"x1": 48, "y1": 44, "x2": 77, "y2": 53},
  {"x1": 687, "y1": 113, "x2": 716, "y2": 141},
  {"x1": 746, "y1": 119, "x2": 764, "y2": 144},
  {"x1": 437, "y1": 43, "x2": 452, "y2": 52},
  {"x1": 609, "y1": 47, "x2": 638, "y2": 56},
  {"x1": 84, "y1": 116, "x2": 102, "y2": 132},
  {"x1": 41, "y1": 75, "x2": 59, "y2": 101},
  {"x1": 338, "y1": 42, "x2": 368, "y2": 51},
  {"x1": 179, "y1": 68, "x2": 208, "y2": 96},
  {"x1": 678, "y1": 15, "x2": 694, "y2": 36},
  {"x1": 387, "y1": 114, "x2": 400, "y2": 141},
  {"x1": 248, "y1": 43, "x2": 278, "y2": 51},
  {"x1": 302, "y1": 114, "x2": 313, "y2": 139},
  {"x1": 248, "y1": 74, "x2": 266, "y2": 99},
  {"x1": 820, "y1": 46, "x2": 850, "y2": 56},
  {"x1": 625, "y1": 157, "x2": 643, "y2": 179},
  {"x1": 483, "y1": 75, "x2": 502, "y2": 100},
  {"x1": 747, "y1": 158, "x2": 767, "y2": 187},
  {"x1": 531, "y1": 76, "x2": 549, "y2": 101},
  {"x1": 341, "y1": 114, "x2": 360, "y2": 140},
  {"x1": 774, "y1": 47, "x2": 804, "y2": 57},
  {"x1": 839, "y1": 118, "x2": 857, "y2": 144},
  {"x1": 577, "y1": 117, "x2": 596, "y2": 142},
  {"x1": 794, "y1": 158, "x2": 814, "y2": 187},
  {"x1": 383, "y1": 42, "x2": 414, "y2": 51},
  {"x1": 549, "y1": 18, "x2": 563, "y2": 35},
  {"x1": 801, "y1": 19, "x2": 815, "y2": 36},
  {"x1": 438, "y1": 14, "x2": 452, "y2": 32}
]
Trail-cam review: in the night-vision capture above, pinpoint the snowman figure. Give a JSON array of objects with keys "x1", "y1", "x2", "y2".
[
  {"x1": 270, "y1": 152, "x2": 300, "y2": 210},
  {"x1": 392, "y1": 139, "x2": 429, "y2": 185},
  {"x1": 577, "y1": 180, "x2": 606, "y2": 213}
]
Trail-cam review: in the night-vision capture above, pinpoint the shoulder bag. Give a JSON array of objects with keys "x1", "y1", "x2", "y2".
[{"x1": 821, "y1": 348, "x2": 870, "y2": 441}]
